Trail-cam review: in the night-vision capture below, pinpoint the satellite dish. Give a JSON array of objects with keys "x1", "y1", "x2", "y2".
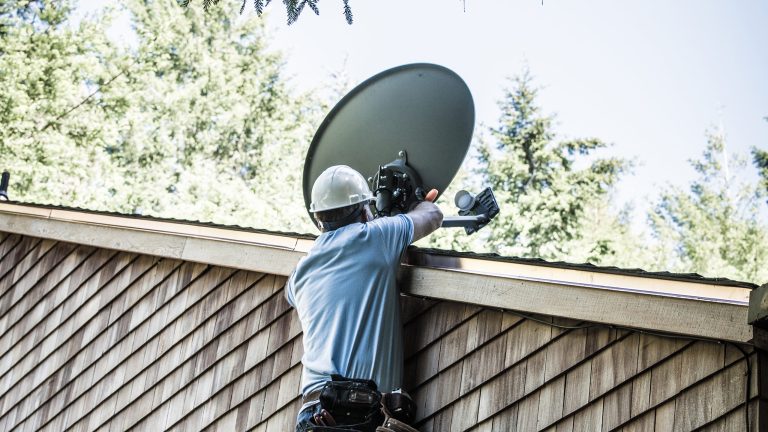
[{"x1": 303, "y1": 63, "x2": 475, "y2": 225}]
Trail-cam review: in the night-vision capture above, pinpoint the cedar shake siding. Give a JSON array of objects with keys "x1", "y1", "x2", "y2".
[
  {"x1": 400, "y1": 297, "x2": 759, "y2": 431},
  {"x1": 0, "y1": 234, "x2": 302, "y2": 431},
  {"x1": 0, "y1": 204, "x2": 763, "y2": 431}
]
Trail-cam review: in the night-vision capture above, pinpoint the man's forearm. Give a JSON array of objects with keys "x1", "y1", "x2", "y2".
[{"x1": 408, "y1": 201, "x2": 443, "y2": 242}]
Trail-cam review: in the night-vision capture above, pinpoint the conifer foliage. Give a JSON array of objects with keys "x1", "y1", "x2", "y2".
[
  {"x1": 476, "y1": 72, "x2": 629, "y2": 260},
  {"x1": 0, "y1": 0, "x2": 319, "y2": 233},
  {"x1": 2, "y1": 1, "x2": 766, "y2": 283},
  {"x1": 0, "y1": 0, "x2": 122, "y2": 207},
  {"x1": 181, "y1": 0, "x2": 353, "y2": 25},
  {"x1": 649, "y1": 131, "x2": 768, "y2": 283}
]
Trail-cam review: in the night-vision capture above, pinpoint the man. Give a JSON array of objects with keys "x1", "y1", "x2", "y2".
[{"x1": 286, "y1": 165, "x2": 443, "y2": 431}]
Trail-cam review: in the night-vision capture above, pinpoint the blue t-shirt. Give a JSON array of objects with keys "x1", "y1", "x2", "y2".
[{"x1": 286, "y1": 214, "x2": 414, "y2": 395}]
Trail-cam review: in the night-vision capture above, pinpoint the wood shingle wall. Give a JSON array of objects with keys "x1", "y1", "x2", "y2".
[
  {"x1": 0, "y1": 233, "x2": 303, "y2": 431},
  {"x1": 400, "y1": 298, "x2": 760, "y2": 431},
  {"x1": 0, "y1": 231, "x2": 762, "y2": 431}
]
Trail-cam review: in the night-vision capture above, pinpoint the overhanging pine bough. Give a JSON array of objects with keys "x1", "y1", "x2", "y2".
[{"x1": 178, "y1": 0, "x2": 354, "y2": 25}]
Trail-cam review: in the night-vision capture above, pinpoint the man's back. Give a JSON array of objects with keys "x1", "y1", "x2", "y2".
[{"x1": 286, "y1": 214, "x2": 414, "y2": 395}]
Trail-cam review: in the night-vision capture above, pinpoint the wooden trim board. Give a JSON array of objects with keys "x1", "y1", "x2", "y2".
[
  {"x1": 0, "y1": 203, "x2": 753, "y2": 343},
  {"x1": 400, "y1": 266, "x2": 751, "y2": 343},
  {"x1": 0, "y1": 205, "x2": 304, "y2": 276}
]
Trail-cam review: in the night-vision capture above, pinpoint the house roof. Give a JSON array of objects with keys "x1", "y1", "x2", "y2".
[{"x1": 0, "y1": 201, "x2": 754, "y2": 343}]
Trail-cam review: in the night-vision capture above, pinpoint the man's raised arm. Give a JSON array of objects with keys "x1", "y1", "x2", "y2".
[{"x1": 407, "y1": 189, "x2": 443, "y2": 242}]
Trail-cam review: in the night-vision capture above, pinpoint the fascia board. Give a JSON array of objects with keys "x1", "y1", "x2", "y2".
[
  {"x1": 400, "y1": 265, "x2": 751, "y2": 343},
  {"x1": 0, "y1": 204, "x2": 305, "y2": 276}
]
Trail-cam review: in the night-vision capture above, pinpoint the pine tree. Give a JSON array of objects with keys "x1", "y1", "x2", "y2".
[
  {"x1": 0, "y1": 0, "x2": 124, "y2": 207},
  {"x1": 101, "y1": 0, "x2": 320, "y2": 232},
  {"x1": 649, "y1": 130, "x2": 768, "y2": 283},
  {"x1": 474, "y1": 72, "x2": 630, "y2": 260},
  {"x1": 1, "y1": 0, "x2": 321, "y2": 233}
]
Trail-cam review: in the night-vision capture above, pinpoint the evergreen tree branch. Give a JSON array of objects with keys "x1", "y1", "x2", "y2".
[
  {"x1": 185, "y1": 0, "x2": 349, "y2": 24},
  {"x1": 343, "y1": 0, "x2": 353, "y2": 24},
  {"x1": 307, "y1": 0, "x2": 319, "y2": 15}
]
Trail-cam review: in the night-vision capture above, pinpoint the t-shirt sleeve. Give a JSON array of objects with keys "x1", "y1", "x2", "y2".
[
  {"x1": 373, "y1": 214, "x2": 414, "y2": 265},
  {"x1": 285, "y1": 271, "x2": 297, "y2": 307}
]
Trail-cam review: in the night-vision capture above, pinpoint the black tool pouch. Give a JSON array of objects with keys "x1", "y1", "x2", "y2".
[
  {"x1": 382, "y1": 393, "x2": 416, "y2": 425},
  {"x1": 319, "y1": 375, "x2": 382, "y2": 425}
]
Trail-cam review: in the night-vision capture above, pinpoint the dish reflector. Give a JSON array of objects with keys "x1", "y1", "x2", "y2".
[{"x1": 303, "y1": 63, "x2": 475, "y2": 225}]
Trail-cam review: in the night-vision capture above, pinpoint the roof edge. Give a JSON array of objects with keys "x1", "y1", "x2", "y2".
[{"x1": 0, "y1": 202, "x2": 753, "y2": 343}]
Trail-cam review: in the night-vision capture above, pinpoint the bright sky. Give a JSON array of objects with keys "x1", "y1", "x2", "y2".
[
  {"x1": 263, "y1": 0, "x2": 768, "y2": 221},
  {"x1": 80, "y1": 0, "x2": 768, "y2": 226}
]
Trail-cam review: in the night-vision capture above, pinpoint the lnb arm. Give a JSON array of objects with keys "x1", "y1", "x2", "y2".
[{"x1": 440, "y1": 187, "x2": 499, "y2": 235}]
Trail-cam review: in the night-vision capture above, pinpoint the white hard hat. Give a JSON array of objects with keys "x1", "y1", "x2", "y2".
[{"x1": 310, "y1": 165, "x2": 373, "y2": 213}]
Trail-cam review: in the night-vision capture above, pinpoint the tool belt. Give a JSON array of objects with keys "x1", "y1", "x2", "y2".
[
  {"x1": 320, "y1": 375, "x2": 382, "y2": 426},
  {"x1": 307, "y1": 376, "x2": 418, "y2": 432}
]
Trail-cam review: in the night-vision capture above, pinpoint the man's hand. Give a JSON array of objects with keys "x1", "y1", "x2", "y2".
[
  {"x1": 408, "y1": 188, "x2": 443, "y2": 242},
  {"x1": 313, "y1": 409, "x2": 337, "y2": 426}
]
